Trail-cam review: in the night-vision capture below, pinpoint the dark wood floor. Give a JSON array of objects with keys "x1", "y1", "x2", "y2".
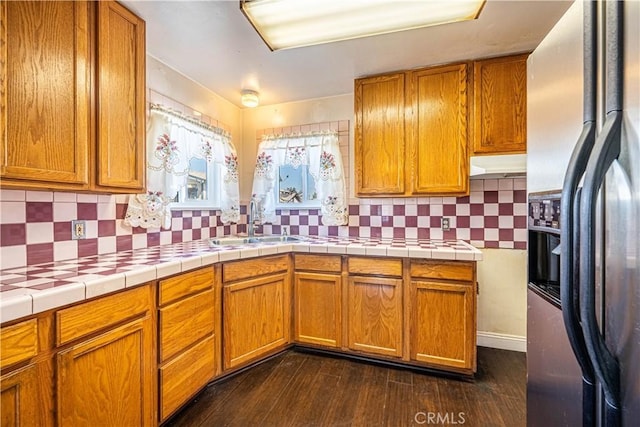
[{"x1": 165, "y1": 347, "x2": 526, "y2": 427}]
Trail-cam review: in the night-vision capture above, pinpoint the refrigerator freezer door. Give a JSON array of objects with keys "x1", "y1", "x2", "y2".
[
  {"x1": 527, "y1": 288, "x2": 583, "y2": 426},
  {"x1": 526, "y1": 1, "x2": 586, "y2": 423}
]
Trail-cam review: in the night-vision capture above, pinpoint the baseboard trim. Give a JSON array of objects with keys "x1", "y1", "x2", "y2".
[{"x1": 477, "y1": 331, "x2": 526, "y2": 352}]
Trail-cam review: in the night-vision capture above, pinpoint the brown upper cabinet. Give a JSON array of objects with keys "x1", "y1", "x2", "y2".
[
  {"x1": 95, "y1": 1, "x2": 146, "y2": 191},
  {"x1": 354, "y1": 73, "x2": 406, "y2": 195},
  {"x1": 472, "y1": 54, "x2": 528, "y2": 154},
  {"x1": 408, "y1": 63, "x2": 469, "y2": 196},
  {"x1": 355, "y1": 62, "x2": 469, "y2": 197},
  {"x1": 0, "y1": 1, "x2": 146, "y2": 193},
  {"x1": 355, "y1": 53, "x2": 527, "y2": 196}
]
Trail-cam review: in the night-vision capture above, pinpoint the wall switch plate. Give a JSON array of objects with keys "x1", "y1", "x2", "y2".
[
  {"x1": 441, "y1": 217, "x2": 451, "y2": 231},
  {"x1": 72, "y1": 220, "x2": 86, "y2": 240}
]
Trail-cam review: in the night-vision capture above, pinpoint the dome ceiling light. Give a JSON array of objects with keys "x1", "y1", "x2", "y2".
[{"x1": 241, "y1": 89, "x2": 260, "y2": 108}]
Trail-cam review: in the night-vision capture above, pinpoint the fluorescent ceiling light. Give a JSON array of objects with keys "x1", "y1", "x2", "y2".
[{"x1": 240, "y1": 0, "x2": 486, "y2": 51}]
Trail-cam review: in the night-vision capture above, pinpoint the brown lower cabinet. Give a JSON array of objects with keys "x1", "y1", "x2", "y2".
[
  {"x1": 346, "y1": 257, "x2": 404, "y2": 358},
  {"x1": 1, "y1": 284, "x2": 156, "y2": 427},
  {"x1": 1, "y1": 361, "x2": 51, "y2": 426},
  {"x1": 295, "y1": 255, "x2": 477, "y2": 375},
  {"x1": 222, "y1": 255, "x2": 291, "y2": 370},
  {"x1": 55, "y1": 284, "x2": 156, "y2": 427},
  {"x1": 347, "y1": 275, "x2": 404, "y2": 357},
  {"x1": 1, "y1": 318, "x2": 53, "y2": 426},
  {"x1": 157, "y1": 267, "x2": 219, "y2": 422},
  {"x1": 410, "y1": 260, "x2": 477, "y2": 372},
  {"x1": 57, "y1": 317, "x2": 153, "y2": 426},
  {"x1": 411, "y1": 281, "x2": 475, "y2": 370},
  {"x1": 293, "y1": 254, "x2": 343, "y2": 348},
  {"x1": 0, "y1": 254, "x2": 478, "y2": 426}
]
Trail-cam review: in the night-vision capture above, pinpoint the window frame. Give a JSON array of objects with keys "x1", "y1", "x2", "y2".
[
  {"x1": 170, "y1": 159, "x2": 221, "y2": 210},
  {"x1": 274, "y1": 164, "x2": 321, "y2": 209}
]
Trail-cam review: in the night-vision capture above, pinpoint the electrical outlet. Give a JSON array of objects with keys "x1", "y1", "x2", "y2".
[
  {"x1": 72, "y1": 220, "x2": 86, "y2": 240},
  {"x1": 441, "y1": 217, "x2": 451, "y2": 231}
]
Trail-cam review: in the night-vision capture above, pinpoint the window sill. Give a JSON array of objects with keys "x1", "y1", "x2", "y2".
[
  {"x1": 275, "y1": 204, "x2": 321, "y2": 210},
  {"x1": 170, "y1": 205, "x2": 221, "y2": 211}
]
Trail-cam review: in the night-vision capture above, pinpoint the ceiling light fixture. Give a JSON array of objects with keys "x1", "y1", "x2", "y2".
[
  {"x1": 241, "y1": 89, "x2": 260, "y2": 108},
  {"x1": 240, "y1": 0, "x2": 486, "y2": 51}
]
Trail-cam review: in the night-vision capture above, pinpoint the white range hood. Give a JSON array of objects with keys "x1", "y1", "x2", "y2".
[{"x1": 469, "y1": 154, "x2": 527, "y2": 179}]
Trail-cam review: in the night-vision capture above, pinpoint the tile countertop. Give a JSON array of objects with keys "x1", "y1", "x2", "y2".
[{"x1": 0, "y1": 236, "x2": 482, "y2": 324}]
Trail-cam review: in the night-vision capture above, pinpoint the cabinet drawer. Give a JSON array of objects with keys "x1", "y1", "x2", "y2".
[
  {"x1": 295, "y1": 254, "x2": 342, "y2": 273},
  {"x1": 0, "y1": 319, "x2": 38, "y2": 369},
  {"x1": 159, "y1": 267, "x2": 214, "y2": 306},
  {"x1": 159, "y1": 289, "x2": 215, "y2": 362},
  {"x1": 159, "y1": 334, "x2": 216, "y2": 421},
  {"x1": 348, "y1": 257, "x2": 402, "y2": 277},
  {"x1": 56, "y1": 285, "x2": 151, "y2": 346},
  {"x1": 410, "y1": 260, "x2": 475, "y2": 282},
  {"x1": 223, "y1": 254, "x2": 289, "y2": 283}
]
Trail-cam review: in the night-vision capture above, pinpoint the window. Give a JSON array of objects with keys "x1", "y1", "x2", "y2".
[
  {"x1": 171, "y1": 158, "x2": 221, "y2": 209},
  {"x1": 124, "y1": 104, "x2": 240, "y2": 229},
  {"x1": 275, "y1": 164, "x2": 319, "y2": 208},
  {"x1": 251, "y1": 131, "x2": 348, "y2": 225}
]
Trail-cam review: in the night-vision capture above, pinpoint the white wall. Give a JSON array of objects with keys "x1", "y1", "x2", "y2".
[{"x1": 477, "y1": 248, "x2": 528, "y2": 351}]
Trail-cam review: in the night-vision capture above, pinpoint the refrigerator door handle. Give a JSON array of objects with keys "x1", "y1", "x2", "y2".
[
  {"x1": 561, "y1": 125, "x2": 596, "y2": 427},
  {"x1": 573, "y1": 188, "x2": 598, "y2": 427},
  {"x1": 580, "y1": 1, "x2": 623, "y2": 426},
  {"x1": 559, "y1": 1, "x2": 598, "y2": 425},
  {"x1": 579, "y1": 111, "x2": 622, "y2": 427}
]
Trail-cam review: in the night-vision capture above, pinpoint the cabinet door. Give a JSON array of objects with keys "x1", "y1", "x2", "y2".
[
  {"x1": 411, "y1": 280, "x2": 476, "y2": 371},
  {"x1": 0, "y1": 1, "x2": 90, "y2": 189},
  {"x1": 1, "y1": 361, "x2": 53, "y2": 427},
  {"x1": 223, "y1": 273, "x2": 291, "y2": 369},
  {"x1": 95, "y1": 1, "x2": 145, "y2": 191},
  {"x1": 473, "y1": 54, "x2": 527, "y2": 154},
  {"x1": 294, "y1": 272, "x2": 341, "y2": 348},
  {"x1": 354, "y1": 73, "x2": 406, "y2": 195},
  {"x1": 409, "y1": 63, "x2": 469, "y2": 195},
  {"x1": 57, "y1": 316, "x2": 155, "y2": 427},
  {"x1": 347, "y1": 276, "x2": 403, "y2": 357}
]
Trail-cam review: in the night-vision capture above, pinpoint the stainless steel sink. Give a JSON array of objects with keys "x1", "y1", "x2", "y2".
[{"x1": 208, "y1": 235, "x2": 302, "y2": 246}]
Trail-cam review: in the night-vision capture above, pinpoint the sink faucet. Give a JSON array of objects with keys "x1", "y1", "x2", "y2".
[{"x1": 248, "y1": 199, "x2": 258, "y2": 237}]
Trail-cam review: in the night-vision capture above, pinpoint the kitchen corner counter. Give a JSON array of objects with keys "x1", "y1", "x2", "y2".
[{"x1": 0, "y1": 236, "x2": 482, "y2": 323}]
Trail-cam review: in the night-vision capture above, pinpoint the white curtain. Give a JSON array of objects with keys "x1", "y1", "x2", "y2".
[
  {"x1": 251, "y1": 131, "x2": 348, "y2": 226},
  {"x1": 124, "y1": 105, "x2": 240, "y2": 229}
]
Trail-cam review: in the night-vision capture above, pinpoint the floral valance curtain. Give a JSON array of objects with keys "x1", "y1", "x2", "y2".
[
  {"x1": 124, "y1": 105, "x2": 240, "y2": 229},
  {"x1": 251, "y1": 131, "x2": 348, "y2": 226}
]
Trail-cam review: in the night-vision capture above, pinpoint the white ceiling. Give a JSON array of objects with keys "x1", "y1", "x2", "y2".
[{"x1": 122, "y1": 0, "x2": 572, "y2": 108}]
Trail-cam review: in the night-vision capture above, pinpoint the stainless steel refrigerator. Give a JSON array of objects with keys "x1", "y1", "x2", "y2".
[{"x1": 527, "y1": 0, "x2": 639, "y2": 426}]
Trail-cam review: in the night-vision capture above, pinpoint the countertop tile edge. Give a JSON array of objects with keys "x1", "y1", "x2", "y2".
[
  {"x1": 85, "y1": 274, "x2": 126, "y2": 299},
  {"x1": 31, "y1": 282, "x2": 86, "y2": 315},
  {"x1": 124, "y1": 265, "x2": 157, "y2": 287},
  {"x1": 0, "y1": 294, "x2": 33, "y2": 323},
  {"x1": 1, "y1": 237, "x2": 483, "y2": 323}
]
